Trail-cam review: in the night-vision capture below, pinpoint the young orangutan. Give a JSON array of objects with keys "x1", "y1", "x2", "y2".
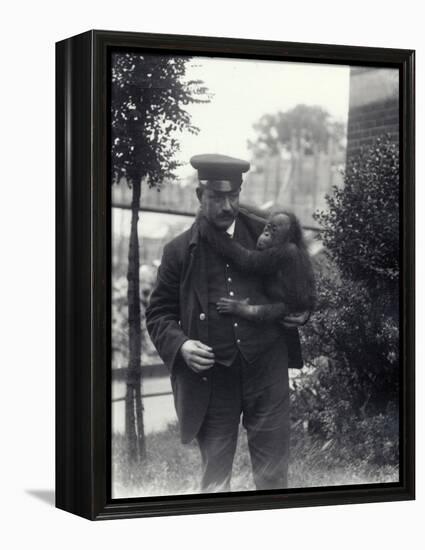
[{"x1": 198, "y1": 210, "x2": 315, "y2": 323}]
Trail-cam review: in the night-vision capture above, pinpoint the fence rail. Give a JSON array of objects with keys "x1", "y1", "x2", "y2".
[
  {"x1": 111, "y1": 202, "x2": 323, "y2": 233},
  {"x1": 112, "y1": 363, "x2": 166, "y2": 381},
  {"x1": 112, "y1": 390, "x2": 172, "y2": 403},
  {"x1": 112, "y1": 202, "x2": 196, "y2": 218},
  {"x1": 112, "y1": 364, "x2": 172, "y2": 402}
]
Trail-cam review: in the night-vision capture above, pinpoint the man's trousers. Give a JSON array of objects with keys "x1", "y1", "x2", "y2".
[{"x1": 196, "y1": 341, "x2": 290, "y2": 492}]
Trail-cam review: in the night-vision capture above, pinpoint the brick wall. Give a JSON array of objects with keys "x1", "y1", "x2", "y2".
[{"x1": 346, "y1": 67, "x2": 399, "y2": 159}]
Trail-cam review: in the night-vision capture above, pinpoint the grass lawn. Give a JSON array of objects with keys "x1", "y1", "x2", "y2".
[{"x1": 112, "y1": 422, "x2": 398, "y2": 498}]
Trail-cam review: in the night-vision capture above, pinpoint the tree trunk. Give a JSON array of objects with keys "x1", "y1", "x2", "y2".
[{"x1": 125, "y1": 178, "x2": 146, "y2": 464}]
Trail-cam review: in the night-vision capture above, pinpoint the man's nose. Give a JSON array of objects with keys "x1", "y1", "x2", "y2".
[{"x1": 222, "y1": 197, "x2": 232, "y2": 211}]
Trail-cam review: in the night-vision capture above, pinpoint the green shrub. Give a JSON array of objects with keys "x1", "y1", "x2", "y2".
[
  {"x1": 315, "y1": 136, "x2": 399, "y2": 292},
  {"x1": 292, "y1": 136, "x2": 400, "y2": 467}
]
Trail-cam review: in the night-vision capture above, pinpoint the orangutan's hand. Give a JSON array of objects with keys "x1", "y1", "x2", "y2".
[
  {"x1": 216, "y1": 297, "x2": 250, "y2": 316},
  {"x1": 281, "y1": 311, "x2": 310, "y2": 328}
]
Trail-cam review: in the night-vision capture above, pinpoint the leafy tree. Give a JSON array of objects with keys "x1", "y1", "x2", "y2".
[
  {"x1": 111, "y1": 53, "x2": 209, "y2": 463},
  {"x1": 248, "y1": 104, "x2": 345, "y2": 159}
]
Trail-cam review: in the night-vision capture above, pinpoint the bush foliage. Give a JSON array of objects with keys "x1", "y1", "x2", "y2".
[
  {"x1": 293, "y1": 136, "x2": 400, "y2": 467},
  {"x1": 315, "y1": 137, "x2": 399, "y2": 289}
]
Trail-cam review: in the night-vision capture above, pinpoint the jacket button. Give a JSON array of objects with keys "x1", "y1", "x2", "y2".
[
  {"x1": 199, "y1": 313, "x2": 206, "y2": 321},
  {"x1": 202, "y1": 376, "x2": 208, "y2": 382}
]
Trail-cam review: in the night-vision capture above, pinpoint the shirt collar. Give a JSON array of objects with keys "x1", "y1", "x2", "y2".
[{"x1": 226, "y1": 220, "x2": 236, "y2": 238}]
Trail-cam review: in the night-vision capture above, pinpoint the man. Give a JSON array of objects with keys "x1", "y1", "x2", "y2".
[{"x1": 146, "y1": 154, "x2": 306, "y2": 492}]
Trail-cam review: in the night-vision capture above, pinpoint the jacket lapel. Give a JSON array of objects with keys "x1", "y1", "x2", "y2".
[{"x1": 183, "y1": 222, "x2": 208, "y2": 314}]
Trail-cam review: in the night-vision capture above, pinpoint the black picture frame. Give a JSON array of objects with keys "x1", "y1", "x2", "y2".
[{"x1": 56, "y1": 29, "x2": 415, "y2": 520}]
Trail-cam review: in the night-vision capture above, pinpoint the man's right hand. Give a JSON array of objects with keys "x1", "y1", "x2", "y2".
[{"x1": 180, "y1": 340, "x2": 215, "y2": 373}]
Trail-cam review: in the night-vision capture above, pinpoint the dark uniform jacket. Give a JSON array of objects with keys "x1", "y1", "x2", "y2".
[{"x1": 145, "y1": 210, "x2": 302, "y2": 443}]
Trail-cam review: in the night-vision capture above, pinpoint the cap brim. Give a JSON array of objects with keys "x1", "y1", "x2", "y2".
[{"x1": 199, "y1": 180, "x2": 241, "y2": 192}]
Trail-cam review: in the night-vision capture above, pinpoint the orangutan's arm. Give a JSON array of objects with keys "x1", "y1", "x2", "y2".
[
  {"x1": 198, "y1": 217, "x2": 294, "y2": 274},
  {"x1": 216, "y1": 298, "x2": 291, "y2": 321}
]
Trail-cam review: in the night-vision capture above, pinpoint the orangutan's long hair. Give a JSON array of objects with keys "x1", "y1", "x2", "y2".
[{"x1": 274, "y1": 210, "x2": 316, "y2": 312}]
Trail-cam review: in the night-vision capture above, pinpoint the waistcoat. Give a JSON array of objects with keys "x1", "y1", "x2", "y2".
[{"x1": 206, "y1": 218, "x2": 281, "y2": 365}]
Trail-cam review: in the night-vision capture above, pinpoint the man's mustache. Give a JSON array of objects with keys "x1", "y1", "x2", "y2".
[{"x1": 217, "y1": 212, "x2": 236, "y2": 218}]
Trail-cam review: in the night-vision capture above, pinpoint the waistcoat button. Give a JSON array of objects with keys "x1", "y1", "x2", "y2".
[{"x1": 199, "y1": 313, "x2": 206, "y2": 321}]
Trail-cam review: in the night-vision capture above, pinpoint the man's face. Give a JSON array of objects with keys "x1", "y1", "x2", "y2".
[{"x1": 196, "y1": 187, "x2": 240, "y2": 230}]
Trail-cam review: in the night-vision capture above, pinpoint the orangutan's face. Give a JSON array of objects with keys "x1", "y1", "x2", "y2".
[{"x1": 257, "y1": 213, "x2": 291, "y2": 250}]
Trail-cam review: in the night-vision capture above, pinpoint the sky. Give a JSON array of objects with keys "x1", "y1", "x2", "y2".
[
  {"x1": 175, "y1": 56, "x2": 350, "y2": 177},
  {"x1": 113, "y1": 56, "x2": 351, "y2": 239}
]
